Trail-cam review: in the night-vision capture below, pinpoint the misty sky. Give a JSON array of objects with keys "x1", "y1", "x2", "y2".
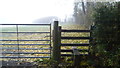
[{"x1": 0, "y1": 0, "x2": 74, "y2": 24}]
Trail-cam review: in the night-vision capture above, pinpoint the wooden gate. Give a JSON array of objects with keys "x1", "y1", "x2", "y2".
[{"x1": 52, "y1": 21, "x2": 91, "y2": 66}]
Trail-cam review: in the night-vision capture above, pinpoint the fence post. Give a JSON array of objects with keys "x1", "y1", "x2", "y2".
[
  {"x1": 73, "y1": 49, "x2": 81, "y2": 67},
  {"x1": 52, "y1": 21, "x2": 61, "y2": 66},
  {"x1": 89, "y1": 25, "x2": 94, "y2": 55}
]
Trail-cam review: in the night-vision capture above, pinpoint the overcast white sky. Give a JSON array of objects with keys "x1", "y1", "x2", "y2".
[{"x1": 0, "y1": 0, "x2": 74, "y2": 24}]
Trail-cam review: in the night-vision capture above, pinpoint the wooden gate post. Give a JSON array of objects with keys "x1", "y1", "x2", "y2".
[
  {"x1": 52, "y1": 21, "x2": 61, "y2": 65},
  {"x1": 73, "y1": 49, "x2": 81, "y2": 67}
]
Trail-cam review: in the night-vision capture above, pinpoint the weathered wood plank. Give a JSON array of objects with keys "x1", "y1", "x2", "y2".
[
  {"x1": 61, "y1": 30, "x2": 90, "y2": 32},
  {"x1": 61, "y1": 54, "x2": 88, "y2": 56},
  {"x1": 61, "y1": 49, "x2": 88, "y2": 52},
  {"x1": 61, "y1": 37, "x2": 91, "y2": 39},
  {"x1": 61, "y1": 43, "x2": 89, "y2": 46}
]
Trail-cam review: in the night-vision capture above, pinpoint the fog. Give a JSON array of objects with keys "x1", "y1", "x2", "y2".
[{"x1": 0, "y1": 0, "x2": 74, "y2": 24}]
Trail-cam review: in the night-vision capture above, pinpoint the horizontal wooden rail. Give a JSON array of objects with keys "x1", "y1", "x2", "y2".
[
  {"x1": 1, "y1": 48, "x2": 51, "y2": 50},
  {"x1": 0, "y1": 40, "x2": 50, "y2": 41},
  {"x1": 61, "y1": 49, "x2": 88, "y2": 52},
  {"x1": 61, "y1": 54, "x2": 89, "y2": 56},
  {"x1": 61, "y1": 37, "x2": 91, "y2": 39},
  {"x1": 2, "y1": 52, "x2": 50, "y2": 54},
  {"x1": 61, "y1": 30, "x2": 90, "y2": 32},
  {"x1": 0, "y1": 56, "x2": 50, "y2": 58},
  {"x1": 61, "y1": 54, "x2": 72, "y2": 56},
  {"x1": 0, "y1": 44, "x2": 50, "y2": 45},
  {"x1": 0, "y1": 32, "x2": 50, "y2": 33},
  {"x1": 61, "y1": 43, "x2": 89, "y2": 46}
]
